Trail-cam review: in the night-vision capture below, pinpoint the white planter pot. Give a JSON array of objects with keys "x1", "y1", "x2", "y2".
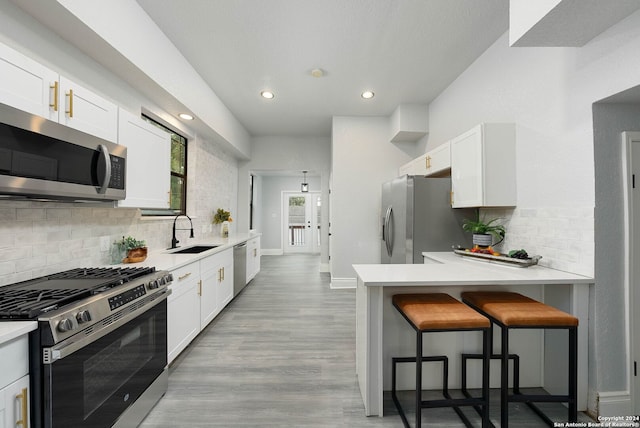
[{"x1": 472, "y1": 233, "x2": 492, "y2": 247}]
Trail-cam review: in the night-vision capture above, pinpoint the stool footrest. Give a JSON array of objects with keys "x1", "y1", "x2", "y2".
[{"x1": 510, "y1": 393, "x2": 572, "y2": 403}]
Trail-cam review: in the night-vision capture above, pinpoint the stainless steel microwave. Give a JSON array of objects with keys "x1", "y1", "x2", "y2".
[{"x1": 0, "y1": 103, "x2": 126, "y2": 202}]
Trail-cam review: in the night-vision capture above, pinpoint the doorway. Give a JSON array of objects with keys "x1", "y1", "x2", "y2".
[
  {"x1": 283, "y1": 191, "x2": 321, "y2": 254},
  {"x1": 623, "y1": 131, "x2": 640, "y2": 414}
]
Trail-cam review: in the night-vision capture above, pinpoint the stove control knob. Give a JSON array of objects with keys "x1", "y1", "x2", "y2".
[
  {"x1": 76, "y1": 310, "x2": 92, "y2": 324},
  {"x1": 148, "y1": 280, "x2": 159, "y2": 289},
  {"x1": 158, "y1": 276, "x2": 166, "y2": 286},
  {"x1": 166, "y1": 273, "x2": 174, "y2": 283},
  {"x1": 57, "y1": 318, "x2": 74, "y2": 332}
]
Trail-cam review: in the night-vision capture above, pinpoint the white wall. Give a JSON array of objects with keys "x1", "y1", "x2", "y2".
[{"x1": 330, "y1": 116, "x2": 413, "y2": 285}]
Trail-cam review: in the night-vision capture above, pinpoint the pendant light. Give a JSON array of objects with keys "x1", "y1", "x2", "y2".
[{"x1": 301, "y1": 171, "x2": 309, "y2": 192}]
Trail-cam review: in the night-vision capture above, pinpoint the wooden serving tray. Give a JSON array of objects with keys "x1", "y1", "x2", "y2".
[{"x1": 453, "y1": 249, "x2": 541, "y2": 268}]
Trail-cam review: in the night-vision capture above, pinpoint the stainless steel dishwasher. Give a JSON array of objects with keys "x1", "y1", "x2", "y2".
[{"x1": 233, "y1": 242, "x2": 247, "y2": 296}]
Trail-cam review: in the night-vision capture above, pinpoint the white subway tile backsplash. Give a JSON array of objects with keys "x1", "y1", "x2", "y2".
[
  {"x1": 484, "y1": 206, "x2": 594, "y2": 277},
  {"x1": 17, "y1": 208, "x2": 46, "y2": 221}
]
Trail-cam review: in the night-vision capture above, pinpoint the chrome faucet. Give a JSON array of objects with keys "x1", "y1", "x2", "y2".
[{"x1": 171, "y1": 214, "x2": 194, "y2": 249}]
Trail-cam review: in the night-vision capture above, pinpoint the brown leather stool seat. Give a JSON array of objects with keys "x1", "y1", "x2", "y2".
[
  {"x1": 392, "y1": 293, "x2": 491, "y2": 428},
  {"x1": 461, "y1": 291, "x2": 579, "y2": 428}
]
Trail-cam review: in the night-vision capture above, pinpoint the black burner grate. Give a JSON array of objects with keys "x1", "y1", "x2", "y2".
[{"x1": 0, "y1": 266, "x2": 156, "y2": 319}]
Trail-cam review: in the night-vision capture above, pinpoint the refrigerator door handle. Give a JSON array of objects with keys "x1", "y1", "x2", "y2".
[{"x1": 384, "y1": 206, "x2": 394, "y2": 257}]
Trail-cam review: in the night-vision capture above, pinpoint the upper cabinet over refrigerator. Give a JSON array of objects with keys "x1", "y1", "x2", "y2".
[{"x1": 381, "y1": 176, "x2": 472, "y2": 264}]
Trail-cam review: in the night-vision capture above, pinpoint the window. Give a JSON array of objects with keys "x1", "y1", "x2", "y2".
[{"x1": 142, "y1": 115, "x2": 188, "y2": 215}]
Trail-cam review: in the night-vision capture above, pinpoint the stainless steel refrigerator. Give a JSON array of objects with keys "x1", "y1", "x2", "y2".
[{"x1": 381, "y1": 175, "x2": 473, "y2": 263}]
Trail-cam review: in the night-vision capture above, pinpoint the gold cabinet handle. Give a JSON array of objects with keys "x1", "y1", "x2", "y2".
[
  {"x1": 178, "y1": 272, "x2": 192, "y2": 281},
  {"x1": 222, "y1": 267, "x2": 225, "y2": 281},
  {"x1": 49, "y1": 81, "x2": 58, "y2": 111},
  {"x1": 425, "y1": 155, "x2": 431, "y2": 169},
  {"x1": 16, "y1": 387, "x2": 28, "y2": 427},
  {"x1": 66, "y1": 89, "x2": 74, "y2": 118},
  {"x1": 197, "y1": 280, "x2": 202, "y2": 296},
  {"x1": 450, "y1": 191, "x2": 454, "y2": 206},
  {"x1": 217, "y1": 268, "x2": 221, "y2": 283}
]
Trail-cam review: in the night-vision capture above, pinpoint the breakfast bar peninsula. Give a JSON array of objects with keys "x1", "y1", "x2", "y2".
[{"x1": 353, "y1": 252, "x2": 593, "y2": 417}]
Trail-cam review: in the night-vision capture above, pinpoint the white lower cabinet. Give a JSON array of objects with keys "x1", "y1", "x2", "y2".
[
  {"x1": 200, "y1": 249, "x2": 233, "y2": 329},
  {"x1": 246, "y1": 236, "x2": 261, "y2": 283},
  {"x1": 167, "y1": 248, "x2": 234, "y2": 363},
  {"x1": 167, "y1": 261, "x2": 200, "y2": 364},
  {"x1": 0, "y1": 334, "x2": 30, "y2": 428},
  {"x1": 0, "y1": 375, "x2": 29, "y2": 428}
]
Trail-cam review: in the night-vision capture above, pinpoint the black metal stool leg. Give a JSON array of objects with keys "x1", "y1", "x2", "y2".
[
  {"x1": 416, "y1": 330, "x2": 422, "y2": 428},
  {"x1": 569, "y1": 326, "x2": 578, "y2": 422},
  {"x1": 482, "y1": 329, "x2": 490, "y2": 428},
  {"x1": 501, "y1": 325, "x2": 509, "y2": 428}
]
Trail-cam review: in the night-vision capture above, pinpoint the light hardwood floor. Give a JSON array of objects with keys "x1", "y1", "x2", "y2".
[{"x1": 140, "y1": 254, "x2": 593, "y2": 427}]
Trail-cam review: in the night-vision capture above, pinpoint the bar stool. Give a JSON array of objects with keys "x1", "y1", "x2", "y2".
[
  {"x1": 392, "y1": 293, "x2": 491, "y2": 428},
  {"x1": 461, "y1": 291, "x2": 578, "y2": 428}
]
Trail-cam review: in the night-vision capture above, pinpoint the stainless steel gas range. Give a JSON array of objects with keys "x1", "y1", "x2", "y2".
[{"x1": 0, "y1": 266, "x2": 172, "y2": 428}]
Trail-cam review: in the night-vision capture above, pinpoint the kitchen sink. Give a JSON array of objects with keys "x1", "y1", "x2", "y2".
[{"x1": 170, "y1": 245, "x2": 218, "y2": 254}]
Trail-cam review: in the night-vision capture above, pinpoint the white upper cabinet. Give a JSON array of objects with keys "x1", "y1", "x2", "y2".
[
  {"x1": 59, "y1": 76, "x2": 118, "y2": 142},
  {"x1": 117, "y1": 109, "x2": 171, "y2": 209},
  {"x1": 0, "y1": 41, "x2": 118, "y2": 142},
  {"x1": 450, "y1": 123, "x2": 516, "y2": 208},
  {"x1": 0, "y1": 42, "x2": 58, "y2": 121},
  {"x1": 399, "y1": 141, "x2": 451, "y2": 177}
]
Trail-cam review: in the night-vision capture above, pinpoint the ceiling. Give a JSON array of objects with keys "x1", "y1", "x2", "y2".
[{"x1": 134, "y1": 0, "x2": 509, "y2": 138}]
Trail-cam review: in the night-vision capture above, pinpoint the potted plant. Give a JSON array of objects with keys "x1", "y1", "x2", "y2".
[
  {"x1": 462, "y1": 214, "x2": 506, "y2": 248},
  {"x1": 116, "y1": 236, "x2": 148, "y2": 263},
  {"x1": 213, "y1": 208, "x2": 232, "y2": 237}
]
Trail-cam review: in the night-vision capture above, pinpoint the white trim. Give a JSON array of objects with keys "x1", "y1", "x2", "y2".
[
  {"x1": 330, "y1": 277, "x2": 357, "y2": 289},
  {"x1": 261, "y1": 249, "x2": 283, "y2": 256},
  {"x1": 319, "y1": 263, "x2": 330, "y2": 272},
  {"x1": 598, "y1": 390, "x2": 632, "y2": 417},
  {"x1": 622, "y1": 132, "x2": 640, "y2": 413}
]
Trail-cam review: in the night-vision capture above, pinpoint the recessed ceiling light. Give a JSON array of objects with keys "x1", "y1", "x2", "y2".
[
  {"x1": 311, "y1": 68, "x2": 324, "y2": 78},
  {"x1": 261, "y1": 91, "x2": 275, "y2": 99},
  {"x1": 179, "y1": 113, "x2": 194, "y2": 120},
  {"x1": 361, "y1": 91, "x2": 375, "y2": 99}
]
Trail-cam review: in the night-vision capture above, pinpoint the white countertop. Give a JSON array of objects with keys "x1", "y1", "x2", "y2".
[
  {"x1": 115, "y1": 232, "x2": 261, "y2": 271},
  {"x1": 0, "y1": 321, "x2": 37, "y2": 345},
  {"x1": 353, "y1": 251, "x2": 593, "y2": 286}
]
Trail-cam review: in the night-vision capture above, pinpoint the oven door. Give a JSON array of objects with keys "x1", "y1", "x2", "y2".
[{"x1": 42, "y1": 299, "x2": 167, "y2": 428}]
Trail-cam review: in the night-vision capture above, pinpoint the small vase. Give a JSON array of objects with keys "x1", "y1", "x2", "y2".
[
  {"x1": 220, "y1": 221, "x2": 230, "y2": 238},
  {"x1": 472, "y1": 233, "x2": 492, "y2": 247}
]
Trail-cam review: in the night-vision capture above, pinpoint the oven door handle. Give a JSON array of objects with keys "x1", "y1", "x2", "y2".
[{"x1": 43, "y1": 289, "x2": 170, "y2": 364}]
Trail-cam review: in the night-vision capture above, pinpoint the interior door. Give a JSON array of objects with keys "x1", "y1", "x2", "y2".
[{"x1": 283, "y1": 192, "x2": 320, "y2": 254}]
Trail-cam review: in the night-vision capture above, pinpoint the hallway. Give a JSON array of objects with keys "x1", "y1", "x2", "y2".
[{"x1": 141, "y1": 255, "x2": 591, "y2": 427}]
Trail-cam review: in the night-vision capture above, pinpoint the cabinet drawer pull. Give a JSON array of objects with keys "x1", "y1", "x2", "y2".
[
  {"x1": 425, "y1": 155, "x2": 431, "y2": 169},
  {"x1": 221, "y1": 267, "x2": 225, "y2": 281},
  {"x1": 197, "y1": 280, "x2": 202, "y2": 296},
  {"x1": 66, "y1": 89, "x2": 74, "y2": 118},
  {"x1": 178, "y1": 272, "x2": 192, "y2": 281},
  {"x1": 49, "y1": 81, "x2": 58, "y2": 112},
  {"x1": 16, "y1": 387, "x2": 28, "y2": 427}
]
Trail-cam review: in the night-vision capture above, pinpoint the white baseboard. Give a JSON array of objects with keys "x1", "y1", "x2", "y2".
[
  {"x1": 330, "y1": 277, "x2": 356, "y2": 289},
  {"x1": 319, "y1": 263, "x2": 329, "y2": 272},
  {"x1": 598, "y1": 390, "x2": 632, "y2": 417},
  {"x1": 261, "y1": 249, "x2": 283, "y2": 256}
]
